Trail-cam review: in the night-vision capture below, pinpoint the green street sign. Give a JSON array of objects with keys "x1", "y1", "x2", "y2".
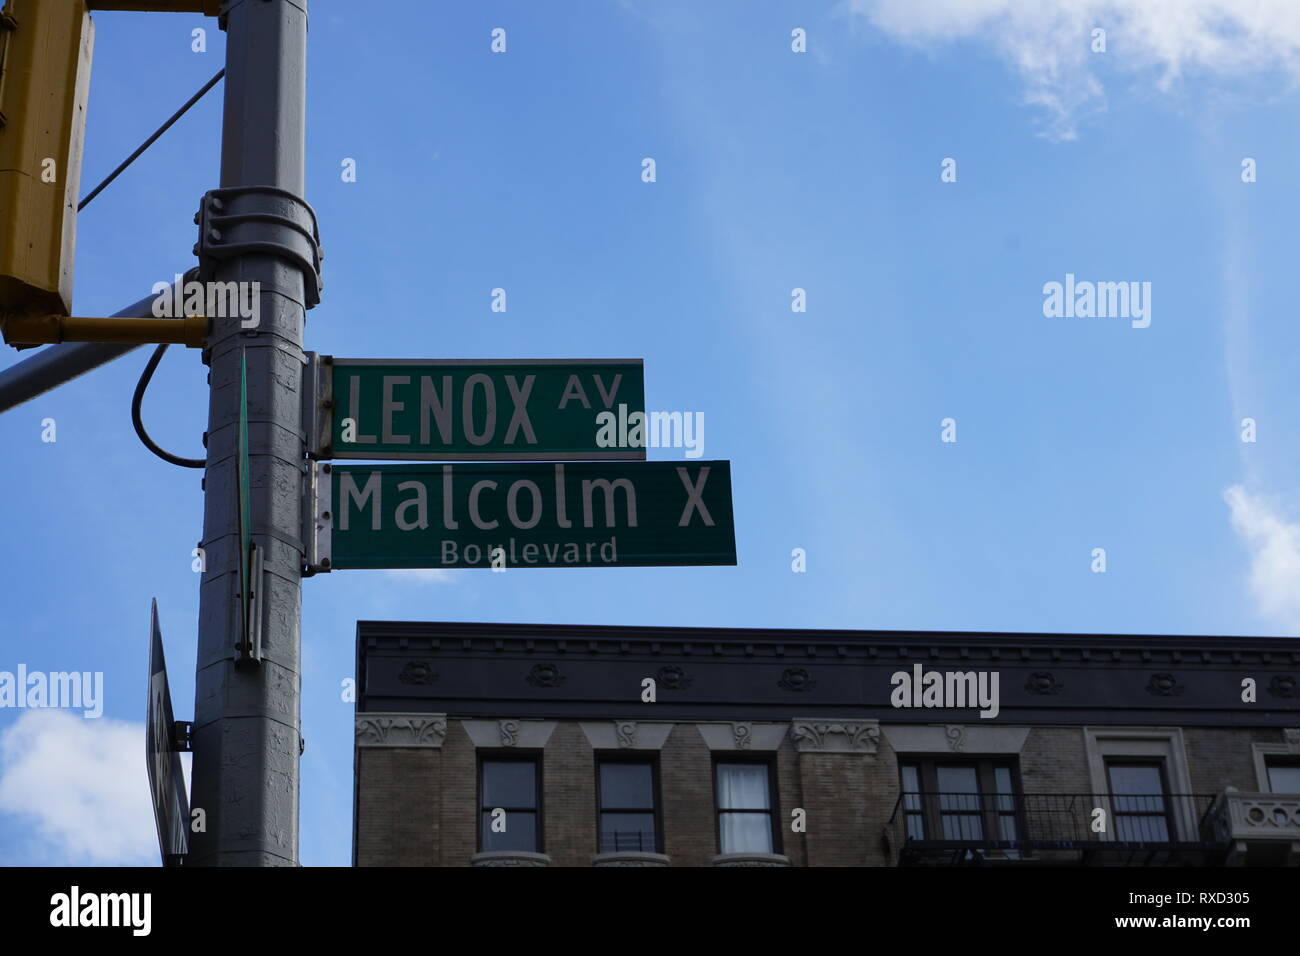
[
  {"x1": 316, "y1": 357, "x2": 646, "y2": 461},
  {"x1": 320, "y1": 460, "x2": 736, "y2": 570}
]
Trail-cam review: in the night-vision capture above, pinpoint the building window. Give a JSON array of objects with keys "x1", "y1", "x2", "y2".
[
  {"x1": 479, "y1": 756, "x2": 540, "y2": 853},
  {"x1": 898, "y1": 759, "x2": 1021, "y2": 849},
  {"x1": 715, "y1": 761, "x2": 777, "y2": 854},
  {"x1": 900, "y1": 764, "x2": 925, "y2": 841},
  {"x1": 1105, "y1": 760, "x2": 1171, "y2": 842},
  {"x1": 1265, "y1": 758, "x2": 1300, "y2": 794},
  {"x1": 597, "y1": 759, "x2": 660, "y2": 853}
]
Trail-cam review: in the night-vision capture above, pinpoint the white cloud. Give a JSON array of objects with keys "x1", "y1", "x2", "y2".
[
  {"x1": 846, "y1": 0, "x2": 1300, "y2": 139},
  {"x1": 0, "y1": 710, "x2": 158, "y2": 865},
  {"x1": 1224, "y1": 485, "x2": 1300, "y2": 631}
]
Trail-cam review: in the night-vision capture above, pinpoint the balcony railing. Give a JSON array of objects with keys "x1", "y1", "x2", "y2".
[
  {"x1": 1207, "y1": 790, "x2": 1300, "y2": 865},
  {"x1": 885, "y1": 791, "x2": 1225, "y2": 866}
]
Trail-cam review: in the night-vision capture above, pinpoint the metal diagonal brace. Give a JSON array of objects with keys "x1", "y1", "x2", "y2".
[
  {"x1": 0, "y1": 279, "x2": 195, "y2": 414},
  {"x1": 1, "y1": 312, "x2": 207, "y2": 348}
]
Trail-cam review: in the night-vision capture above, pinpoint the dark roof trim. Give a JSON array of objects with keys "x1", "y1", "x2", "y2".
[{"x1": 356, "y1": 620, "x2": 1300, "y2": 665}]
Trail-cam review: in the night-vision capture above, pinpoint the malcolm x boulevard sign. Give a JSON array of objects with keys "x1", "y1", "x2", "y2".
[{"x1": 317, "y1": 461, "x2": 736, "y2": 569}]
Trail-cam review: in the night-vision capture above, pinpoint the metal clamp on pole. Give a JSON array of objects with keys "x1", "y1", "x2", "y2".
[
  {"x1": 172, "y1": 720, "x2": 193, "y2": 753},
  {"x1": 195, "y1": 185, "x2": 324, "y2": 309},
  {"x1": 302, "y1": 460, "x2": 332, "y2": 575},
  {"x1": 236, "y1": 540, "x2": 264, "y2": 663},
  {"x1": 300, "y1": 351, "x2": 333, "y2": 459}
]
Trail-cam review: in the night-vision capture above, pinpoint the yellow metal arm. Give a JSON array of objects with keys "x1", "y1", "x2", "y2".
[{"x1": 2, "y1": 313, "x2": 207, "y2": 348}]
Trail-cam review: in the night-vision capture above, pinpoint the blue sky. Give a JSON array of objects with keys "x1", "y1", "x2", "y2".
[{"x1": 2, "y1": 0, "x2": 1300, "y2": 866}]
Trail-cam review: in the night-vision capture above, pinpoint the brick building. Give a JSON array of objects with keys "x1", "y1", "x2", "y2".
[{"x1": 352, "y1": 621, "x2": 1300, "y2": 866}]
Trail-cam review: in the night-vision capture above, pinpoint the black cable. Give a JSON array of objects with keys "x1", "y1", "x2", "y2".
[
  {"x1": 84, "y1": 71, "x2": 227, "y2": 466},
  {"x1": 132, "y1": 344, "x2": 205, "y2": 469},
  {"x1": 78, "y1": 68, "x2": 226, "y2": 212}
]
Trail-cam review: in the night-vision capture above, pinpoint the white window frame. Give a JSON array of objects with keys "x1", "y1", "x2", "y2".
[
  {"x1": 1251, "y1": 731, "x2": 1300, "y2": 792},
  {"x1": 1082, "y1": 727, "x2": 1195, "y2": 842}
]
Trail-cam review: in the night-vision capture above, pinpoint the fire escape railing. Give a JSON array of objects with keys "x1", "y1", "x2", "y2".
[{"x1": 884, "y1": 791, "x2": 1224, "y2": 864}]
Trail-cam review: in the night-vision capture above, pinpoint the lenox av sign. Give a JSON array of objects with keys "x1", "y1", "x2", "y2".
[{"x1": 312, "y1": 357, "x2": 646, "y2": 460}]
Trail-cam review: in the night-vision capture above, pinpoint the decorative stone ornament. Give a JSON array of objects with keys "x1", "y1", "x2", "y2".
[
  {"x1": 778, "y1": 668, "x2": 816, "y2": 692},
  {"x1": 355, "y1": 713, "x2": 447, "y2": 748},
  {"x1": 500, "y1": 719, "x2": 520, "y2": 746},
  {"x1": 695, "y1": 722, "x2": 788, "y2": 751},
  {"x1": 526, "y1": 662, "x2": 566, "y2": 687},
  {"x1": 593, "y1": 852, "x2": 670, "y2": 867},
  {"x1": 1024, "y1": 671, "x2": 1064, "y2": 695},
  {"x1": 1267, "y1": 675, "x2": 1296, "y2": 699},
  {"x1": 398, "y1": 661, "x2": 437, "y2": 685},
  {"x1": 471, "y1": 851, "x2": 550, "y2": 867},
  {"x1": 1146, "y1": 673, "x2": 1185, "y2": 697},
  {"x1": 712, "y1": 853, "x2": 791, "y2": 866},
  {"x1": 789, "y1": 719, "x2": 881, "y2": 754},
  {"x1": 656, "y1": 665, "x2": 694, "y2": 690}
]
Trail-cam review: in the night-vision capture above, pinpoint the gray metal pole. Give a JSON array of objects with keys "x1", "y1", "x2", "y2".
[
  {"x1": 188, "y1": 0, "x2": 309, "y2": 866},
  {"x1": 0, "y1": 285, "x2": 183, "y2": 414}
]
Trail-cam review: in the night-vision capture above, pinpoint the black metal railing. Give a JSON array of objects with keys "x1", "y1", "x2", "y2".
[{"x1": 885, "y1": 791, "x2": 1223, "y2": 864}]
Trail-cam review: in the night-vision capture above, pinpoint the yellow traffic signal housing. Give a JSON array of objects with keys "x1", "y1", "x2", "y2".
[{"x1": 0, "y1": 0, "x2": 94, "y2": 318}]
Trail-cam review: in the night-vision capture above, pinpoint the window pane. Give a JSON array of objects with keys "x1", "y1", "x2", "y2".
[
  {"x1": 935, "y1": 765, "x2": 983, "y2": 840},
  {"x1": 717, "y1": 764, "x2": 770, "y2": 810},
  {"x1": 942, "y1": 813, "x2": 983, "y2": 841},
  {"x1": 939, "y1": 791, "x2": 982, "y2": 812},
  {"x1": 1116, "y1": 815, "x2": 1168, "y2": 842},
  {"x1": 994, "y1": 767, "x2": 1015, "y2": 812},
  {"x1": 1107, "y1": 764, "x2": 1163, "y2": 796},
  {"x1": 600, "y1": 762, "x2": 654, "y2": 809},
  {"x1": 901, "y1": 764, "x2": 922, "y2": 813},
  {"x1": 994, "y1": 766, "x2": 1013, "y2": 793},
  {"x1": 600, "y1": 812, "x2": 656, "y2": 852},
  {"x1": 720, "y1": 812, "x2": 773, "y2": 853},
  {"x1": 1109, "y1": 765, "x2": 1166, "y2": 815},
  {"x1": 1112, "y1": 793, "x2": 1164, "y2": 814},
  {"x1": 936, "y1": 766, "x2": 980, "y2": 812},
  {"x1": 1108, "y1": 763, "x2": 1169, "y2": 841},
  {"x1": 1267, "y1": 764, "x2": 1300, "y2": 793},
  {"x1": 481, "y1": 810, "x2": 537, "y2": 852},
  {"x1": 483, "y1": 760, "x2": 536, "y2": 808},
  {"x1": 936, "y1": 765, "x2": 979, "y2": 794}
]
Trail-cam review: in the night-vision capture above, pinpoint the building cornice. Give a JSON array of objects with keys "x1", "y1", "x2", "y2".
[
  {"x1": 355, "y1": 621, "x2": 1300, "y2": 726},
  {"x1": 357, "y1": 619, "x2": 1300, "y2": 665}
]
